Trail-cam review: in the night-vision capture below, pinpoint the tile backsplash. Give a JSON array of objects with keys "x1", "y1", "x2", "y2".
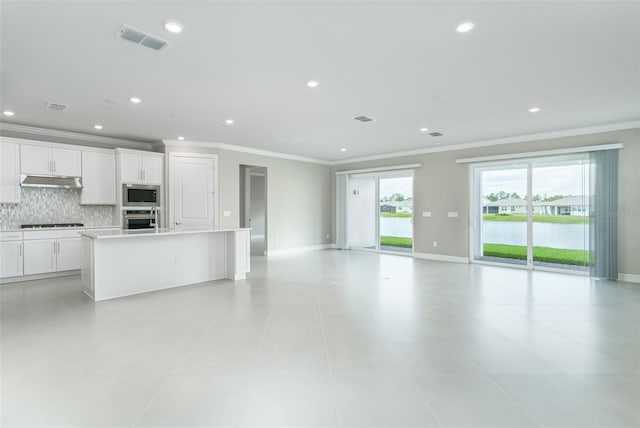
[{"x1": 0, "y1": 187, "x2": 114, "y2": 229}]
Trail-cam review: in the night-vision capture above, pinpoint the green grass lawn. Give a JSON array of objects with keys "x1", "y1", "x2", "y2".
[
  {"x1": 380, "y1": 212, "x2": 413, "y2": 218},
  {"x1": 483, "y1": 214, "x2": 590, "y2": 224},
  {"x1": 483, "y1": 243, "x2": 588, "y2": 266},
  {"x1": 380, "y1": 236, "x2": 413, "y2": 248}
]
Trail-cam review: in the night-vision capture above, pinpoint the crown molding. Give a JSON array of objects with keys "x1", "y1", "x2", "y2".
[
  {"x1": 331, "y1": 120, "x2": 640, "y2": 166},
  {"x1": 0, "y1": 123, "x2": 153, "y2": 150},
  {"x1": 159, "y1": 139, "x2": 331, "y2": 165}
]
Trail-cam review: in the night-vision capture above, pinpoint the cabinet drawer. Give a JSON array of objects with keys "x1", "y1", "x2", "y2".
[
  {"x1": 23, "y1": 229, "x2": 83, "y2": 240},
  {"x1": 0, "y1": 231, "x2": 23, "y2": 241}
]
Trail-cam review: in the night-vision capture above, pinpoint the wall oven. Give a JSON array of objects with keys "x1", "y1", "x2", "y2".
[
  {"x1": 123, "y1": 209, "x2": 160, "y2": 230},
  {"x1": 122, "y1": 184, "x2": 160, "y2": 207}
]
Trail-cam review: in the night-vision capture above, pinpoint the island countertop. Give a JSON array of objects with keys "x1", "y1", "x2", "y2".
[
  {"x1": 80, "y1": 227, "x2": 251, "y2": 240},
  {"x1": 81, "y1": 227, "x2": 251, "y2": 301}
]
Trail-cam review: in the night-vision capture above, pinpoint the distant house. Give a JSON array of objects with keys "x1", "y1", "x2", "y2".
[
  {"x1": 540, "y1": 196, "x2": 592, "y2": 216},
  {"x1": 483, "y1": 195, "x2": 592, "y2": 216},
  {"x1": 381, "y1": 199, "x2": 413, "y2": 213},
  {"x1": 482, "y1": 198, "x2": 528, "y2": 215}
]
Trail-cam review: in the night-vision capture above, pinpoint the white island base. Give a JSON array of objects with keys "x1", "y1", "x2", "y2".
[{"x1": 80, "y1": 228, "x2": 250, "y2": 301}]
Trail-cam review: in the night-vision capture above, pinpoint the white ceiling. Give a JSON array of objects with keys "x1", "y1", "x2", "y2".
[{"x1": 1, "y1": 1, "x2": 639, "y2": 161}]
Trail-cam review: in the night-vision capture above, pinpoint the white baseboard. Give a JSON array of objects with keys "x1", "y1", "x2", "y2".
[
  {"x1": 265, "y1": 244, "x2": 332, "y2": 256},
  {"x1": 0, "y1": 270, "x2": 79, "y2": 285},
  {"x1": 618, "y1": 273, "x2": 640, "y2": 284},
  {"x1": 413, "y1": 252, "x2": 470, "y2": 264}
]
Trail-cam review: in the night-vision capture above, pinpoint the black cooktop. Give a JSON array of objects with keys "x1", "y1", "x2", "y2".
[{"x1": 21, "y1": 223, "x2": 84, "y2": 229}]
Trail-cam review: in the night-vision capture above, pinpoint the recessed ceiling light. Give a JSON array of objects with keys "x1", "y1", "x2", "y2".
[
  {"x1": 340, "y1": 148, "x2": 347, "y2": 152},
  {"x1": 456, "y1": 21, "x2": 475, "y2": 33},
  {"x1": 130, "y1": 97, "x2": 141, "y2": 104},
  {"x1": 164, "y1": 21, "x2": 183, "y2": 34},
  {"x1": 177, "y1": 136, "x2": 185, "y2": 140},
  {"x1": 225, "y1": 119, "x2": 234, "y2": 125},
  {"x1": 93, "y1": 124, "x2": 103, "y2": 130},
  {"x1": 3, "y1": 110, "x2": 15, "y2": 116},
  {"x1": 434, "y1": 142, "x2": 442, "y2": 146},
  {"x1": 307, "y1": 80, "x2": 319, "y2": 88},
  {"x1": 528, "y1": 107, "x2": 542, "y2": 113},
  {"x1": 420, "y1": 127, "x2": 429, "y2": 132}
]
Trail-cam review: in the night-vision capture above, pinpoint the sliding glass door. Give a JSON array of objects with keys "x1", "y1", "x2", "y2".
[
  {"x1": 379, "y1": 174, "x2": 413, "y2": 253},
  {"x1": 531, "y1": 157, "x2": 590, "y2": 270},
  {"x1": 347, "y1": 171, "x2": 413, "y2": 253},
  {"x1": 473, "y1": 154, "x2": 591, "y2": 271}
]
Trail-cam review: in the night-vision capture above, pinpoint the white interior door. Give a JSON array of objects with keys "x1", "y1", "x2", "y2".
[{"x1": 172, "y1": 155, "x2": 216, "y2": 229}]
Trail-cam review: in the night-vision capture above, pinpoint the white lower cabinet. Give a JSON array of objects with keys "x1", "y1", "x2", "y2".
[
  {"x1": 22, "y1": 229, "x2": 84, "y2": 276},
  {"x1": 0, "y1": 241, "x2": 23, "y2": 278},
  {"x1": 56, "y1": 238, "x2": 81, "y2": 271},
  {"x1": 23, "y1": 239, "x2": 56, "y2": 275}
]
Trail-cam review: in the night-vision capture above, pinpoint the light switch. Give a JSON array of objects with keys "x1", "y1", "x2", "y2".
[
  {"x1": 223, "y1": 210, "x2": 231, "y2": 217},
  {"x1": 422, "y1": 211, "x2": 432, "y2": 217},
  {"x1": 447, "y1": 211, "x2": 458, "y2": 218}
]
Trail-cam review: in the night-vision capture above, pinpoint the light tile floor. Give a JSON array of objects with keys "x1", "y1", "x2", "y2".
[{"x1": 1, "y1": 250, "x2": 639, "y2": 427}]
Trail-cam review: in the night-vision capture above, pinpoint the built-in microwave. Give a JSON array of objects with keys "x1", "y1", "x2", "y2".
[{"x1": 122, "y1": 184, "x2": 160, "y2": 207}]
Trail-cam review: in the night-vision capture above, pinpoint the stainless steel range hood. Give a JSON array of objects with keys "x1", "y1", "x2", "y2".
[{"x1": 20, "y1": 174, "x2": 83, "y2": 189}]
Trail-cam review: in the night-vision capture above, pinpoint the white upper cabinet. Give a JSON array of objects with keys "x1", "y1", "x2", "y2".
[
  {"x1": 20, "y1": 144, "x2": 81, "y2": 176},
  {"x1": 52, "y1": 148, "x2": 81, "y2": 176},
  {"x1": 142, "y1": 156, "x2": 163, "y2": 185},
  {"x1": 0, "y1": 141, "x2": 20, "y2": 204},
  {"x1": 117, "y1": 150, "x2": 163, "y2": 185},
  {"x1": 20, "y1": 145, "x2": 50, "y2": 175},
  {"x1": 81, "y1": 151, "x2": 116, "y2": 205},
  {"x1": 119, "y1": 153, "x2": 143, "y2": 183}
]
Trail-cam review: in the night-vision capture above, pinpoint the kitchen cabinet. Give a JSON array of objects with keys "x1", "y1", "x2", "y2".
[
  {"x1": 118, "y1": 151, "x2": 163, "y2": 185},
  {"x1": 23, "y1": 239, "x2": 56, "y2": 275},
  {"x1": 20, "y1": 145, "x2": 81, "y2": 177},
  {"x1": 81, "y1": 151, "x2": 116, "y2": 205},
  {"x1": 0, "y1": 236, "x2": 23, "y2": 278},
  {"x1": 23, "y1": 229, "x2": 83, "y2": 275},
  {"x1": 0, "y1": 141, "x2": 20, "y2": 204},
  {"x1": 56, "y1": 238, "x2": 81, "y2": 271}
]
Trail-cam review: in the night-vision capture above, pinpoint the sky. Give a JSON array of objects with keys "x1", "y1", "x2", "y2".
[
  {"x1": 482, "y1": 164, "x2": 589, "y2": 197},
  {"x1": 379, "y1": 176, "x2": 412, "y2": 198}
]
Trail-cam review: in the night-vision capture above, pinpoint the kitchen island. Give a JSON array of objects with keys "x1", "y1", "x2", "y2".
[{"x1": 80, "y1": 228, "x2": 250, "y2": 301}]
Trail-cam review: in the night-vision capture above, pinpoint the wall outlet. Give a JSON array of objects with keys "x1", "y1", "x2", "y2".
[
  {"x1": 325, "y1": 233, "x2": 330, "y2": 239},
  {"x1": 422, "y1": 211, "x2": 432, "y2": 217},
  {"x1": 223, "y1": 210, "x2": 231, "y2": 217},
  {"x1": 275, "y1": 237, "x2": 279, "y2": 244},
  {"x1": 433, "y1": 241, "x2": 438, "y2": 247},
  {"x1": 447, "y1": 211, "x2": 458, "y2": 218}
]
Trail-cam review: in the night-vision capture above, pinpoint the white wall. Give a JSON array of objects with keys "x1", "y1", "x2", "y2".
[
  {"x1": 333, "y1": 128, "x2": 640, "y2": 278},
  {"x1": 162, "y1": 145, "x2": 332, "y2": 253}
]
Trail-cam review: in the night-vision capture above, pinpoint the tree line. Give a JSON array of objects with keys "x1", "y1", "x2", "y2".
[{"x1": 484, "y1": 191, "x2": 566, "y2": 202}]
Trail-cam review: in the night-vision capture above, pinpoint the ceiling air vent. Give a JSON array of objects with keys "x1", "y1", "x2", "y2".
[
  {"x1": 116, "y1": 25, "x2": 168, "y2": 51},
  {"x1": 353, "y1": 116, "x2": 374, "y2": 122},
  {"x1": 429, "y1": 132, "x2": 443, "y2": 137},
  {"x1": 44, "y1": 101, "x2": 69, "y2": 112}
]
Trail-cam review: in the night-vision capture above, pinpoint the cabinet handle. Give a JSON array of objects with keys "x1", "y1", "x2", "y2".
[
  {"x1": 142, "y1": 170, "x2": 145, "y2": 181},
  {"x1": 19, "y1": 243, "x2": 22, "y2": 257},
  {"x1": 53, "y1": 160, "x2": 56, "y2": 173}
]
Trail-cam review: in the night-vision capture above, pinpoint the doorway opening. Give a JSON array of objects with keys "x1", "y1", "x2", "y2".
[
  {"x1": 240, "y1": 165, "x2": 267, "y2": 256},
  {"x1": 347, "y1": 171, "x2": 413, "y2": 254}
]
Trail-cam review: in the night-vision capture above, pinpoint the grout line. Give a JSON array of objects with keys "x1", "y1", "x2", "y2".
[
  {"x1": 232, "y1": 302, "x2": 275, "y2": 427},
  {"x1": 450, "y1": 340, "x2": 547, "y2": 428},
  {"x1": 316, "y1": 292, "x2": 342, "y2": 428}
]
